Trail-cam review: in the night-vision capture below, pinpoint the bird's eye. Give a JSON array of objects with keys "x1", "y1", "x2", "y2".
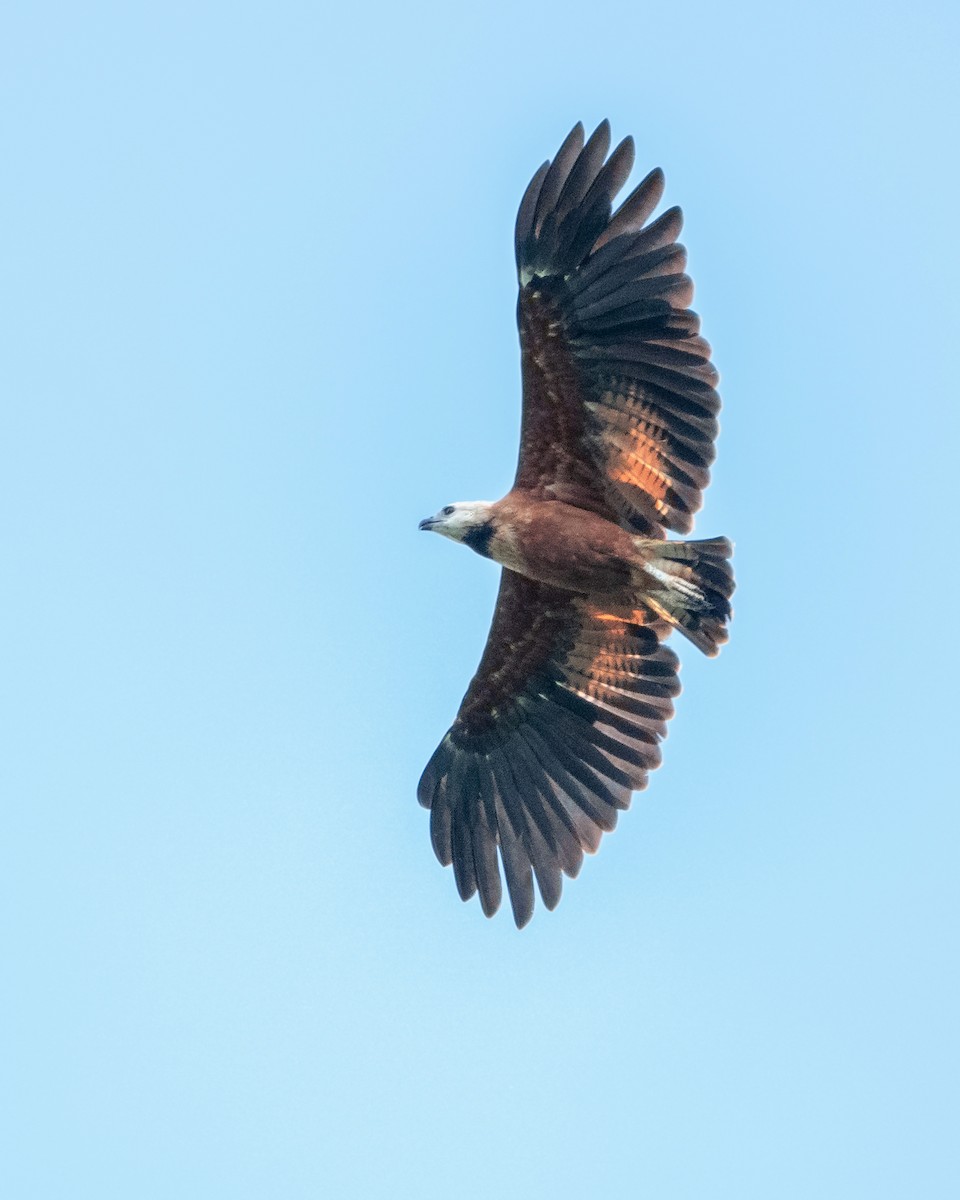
[{"x1": 442, "y1": 505, "x2": 455, "y2": 516}]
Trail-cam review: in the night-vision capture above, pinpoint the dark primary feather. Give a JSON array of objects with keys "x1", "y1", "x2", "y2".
[
  {"x1": 594, "y1": 167, "x2": 665, "y2": 248},
  {"x1": 552, "y1": 121, "x2": 611, "y2": 226},
  {"x1": 514, "y1": 161, "x2": 549, "y2": 263}
]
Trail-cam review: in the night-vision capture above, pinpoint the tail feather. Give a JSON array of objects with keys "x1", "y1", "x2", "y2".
[{"x1": 637, "y1": 537, "x2": 734, "y2": 656}]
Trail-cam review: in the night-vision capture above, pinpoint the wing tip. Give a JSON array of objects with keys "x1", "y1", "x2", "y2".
[{"x1": 511, "y1": 900, "x2": 535, "y2": 930}]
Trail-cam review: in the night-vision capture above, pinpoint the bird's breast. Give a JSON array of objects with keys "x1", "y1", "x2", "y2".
[{"x1": 487, "y1": 498, "x2": 636, "y2": 597}]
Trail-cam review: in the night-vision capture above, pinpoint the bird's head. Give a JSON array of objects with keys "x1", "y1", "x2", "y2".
[{"x1": 418, "y1": 501, "x2": 496, "y2": 555}]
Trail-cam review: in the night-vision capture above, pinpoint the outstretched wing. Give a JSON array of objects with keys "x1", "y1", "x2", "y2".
[
  {"x1": 418, "y1": 570, "x2": 679, "y2": 927},
  {"x1": 514, "y1": 121, "x2": 720, "y2": 536}
]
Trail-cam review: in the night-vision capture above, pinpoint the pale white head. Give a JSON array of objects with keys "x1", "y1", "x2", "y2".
[{"x1": 418, "y1": 501, "x2": 495, "y2": 551}]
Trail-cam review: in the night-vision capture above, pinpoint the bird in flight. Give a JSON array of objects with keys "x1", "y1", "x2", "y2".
[{"x1": 418, "y1": 121, "x2": 734, "y2": 927}]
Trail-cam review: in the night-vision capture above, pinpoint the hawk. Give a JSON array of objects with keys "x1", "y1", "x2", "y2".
[{"x1": 418, "y1": 121, "x2": 734, "y2": 926}]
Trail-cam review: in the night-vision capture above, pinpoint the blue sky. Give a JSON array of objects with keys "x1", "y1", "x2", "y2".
[{"x1": 2, "y1": 2, "x2": 958, "y2": 1196}]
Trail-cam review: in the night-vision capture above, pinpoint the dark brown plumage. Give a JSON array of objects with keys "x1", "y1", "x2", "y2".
[{"x1": 418, "y1": 122, "x2": 734, "y2": 926}]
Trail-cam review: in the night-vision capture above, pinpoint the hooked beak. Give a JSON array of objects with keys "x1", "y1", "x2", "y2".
[{"x1": 418, "y1": 516, "x2": 437, "y2": 531}]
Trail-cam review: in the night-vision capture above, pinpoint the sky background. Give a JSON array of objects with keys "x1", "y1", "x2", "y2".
[{"x1": 2, "y1": 2, "x2": 958, "y2": 1197}]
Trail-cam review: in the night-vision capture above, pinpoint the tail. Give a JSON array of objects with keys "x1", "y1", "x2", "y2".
[{"x1": 636, "y1": 537, "x2": 735, "y2": 657}]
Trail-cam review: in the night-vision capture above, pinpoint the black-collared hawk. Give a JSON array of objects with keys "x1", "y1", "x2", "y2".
[{"x1": 418, "y1": 121, "x2": 734, "y2": 927}]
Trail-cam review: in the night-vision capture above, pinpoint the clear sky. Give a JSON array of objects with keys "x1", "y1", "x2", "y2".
[{"x1": 2, "y1": 2, "x2": 958, "y2": 1197}]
